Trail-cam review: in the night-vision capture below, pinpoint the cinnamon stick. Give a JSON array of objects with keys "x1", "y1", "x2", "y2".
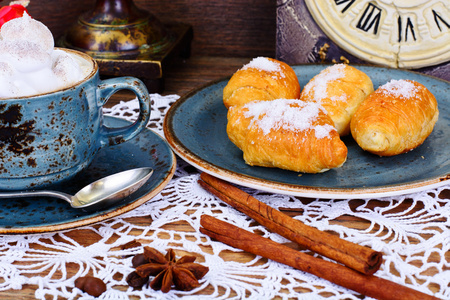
[
  {"x1": 200, "y1": 214, "x2": 439, "y2": 300},
  {"x1": 199, "y1": 172, "x2": 382, "y2": 275}
]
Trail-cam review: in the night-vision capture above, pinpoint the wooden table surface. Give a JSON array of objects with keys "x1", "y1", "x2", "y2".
[{"x1": 4, "y1": 56, "x2": 448, "y2": 299}]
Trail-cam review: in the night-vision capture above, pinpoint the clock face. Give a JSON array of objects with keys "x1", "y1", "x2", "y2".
[{"x1": 304, "y1": 0, "x2": 450, "y2": 68}]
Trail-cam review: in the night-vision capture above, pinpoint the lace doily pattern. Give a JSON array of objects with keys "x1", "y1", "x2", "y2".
[{"x1": 0, "y1": 95, "x2": 448, "y2": 299}]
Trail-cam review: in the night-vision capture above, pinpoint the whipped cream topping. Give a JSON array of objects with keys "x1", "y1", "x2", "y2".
[{"x1": 0, "y1": 13, "x2": 90, "y2": 98}]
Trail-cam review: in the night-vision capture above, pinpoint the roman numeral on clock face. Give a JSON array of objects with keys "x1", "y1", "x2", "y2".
[
  {"x1": 356, "y1": 3, "x2": 382, "y2": 35},
  {"x1": 334, "y1": 0, "x2": 356, "y2": 13},
  {"x1": 398, "y1": 16, "x2": 417, "y2": 42},
  {"x1": 433, "y1": 9, "x2": 450, "y2": 31}
]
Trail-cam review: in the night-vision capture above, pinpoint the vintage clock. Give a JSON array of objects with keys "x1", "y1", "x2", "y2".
[{"x1": 276, "y1": 0, "x2": 449, "y2": 80}]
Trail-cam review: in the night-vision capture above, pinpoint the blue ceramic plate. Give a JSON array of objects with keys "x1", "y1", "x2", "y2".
[
  {"x1": 164, "y1": 64, "x2": 450, "y2": 199},
  {"x1": 0, "y1": 116, "x2": 176, "y2": 234}
]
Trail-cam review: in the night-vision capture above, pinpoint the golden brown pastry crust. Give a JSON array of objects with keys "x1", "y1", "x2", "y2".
[
  {"x1": 223, "y1": 57, "x2": 300, "y2": 109},
  {"x1": 350, "y1": 79, "x2": 439, "y2": 156},
  {"x1": 300, "y1": 64, "x2": 373, "y2": 136},
  {"x1": 227, "y1": 99, "x2": 348, "y2": 173}
]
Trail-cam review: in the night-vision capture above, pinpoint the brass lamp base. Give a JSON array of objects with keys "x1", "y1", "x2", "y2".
[
  {"x1": 58, "y1": 0, "x2": 192, "y2": 92},
  {"x1": 94, "y1": 23, "x2": 192, "y2": 92}
]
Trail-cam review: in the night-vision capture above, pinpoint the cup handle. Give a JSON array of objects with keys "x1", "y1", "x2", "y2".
[{"x1": 97, "y1": 77, "x2": 151, "y2": 147}]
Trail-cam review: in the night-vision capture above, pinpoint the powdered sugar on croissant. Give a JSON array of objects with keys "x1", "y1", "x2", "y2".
[
  {"x1": 300, "y1": 64, "x2": 373, "y2": 136},
  {"x1": 223, "y1": 57, "x2": 300, "y2": 109},
  {"x1": 227, "y1": 99, "x2": 347, "y2": 173}
]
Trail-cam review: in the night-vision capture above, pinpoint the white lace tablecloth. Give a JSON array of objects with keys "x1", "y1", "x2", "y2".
[{"x1": 0, "y1": 95, "x2": 448, "y2": 299}]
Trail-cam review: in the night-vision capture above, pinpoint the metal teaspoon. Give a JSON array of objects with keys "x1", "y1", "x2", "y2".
[{"x1": 0, "y1": 167, "x2": 153, "y2": 210}]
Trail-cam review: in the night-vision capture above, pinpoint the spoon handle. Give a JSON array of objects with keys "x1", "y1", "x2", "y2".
[{"x1": 0, "y1": 190, "x2": 73, "y2": 203}]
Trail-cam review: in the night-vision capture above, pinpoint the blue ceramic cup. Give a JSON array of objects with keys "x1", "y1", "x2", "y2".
[{"x1": 0, "y1": 49, "x2": 151, "y2": 190}]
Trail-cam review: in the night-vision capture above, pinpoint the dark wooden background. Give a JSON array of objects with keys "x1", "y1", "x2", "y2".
[{"x1": 26, "y1": 0, "x2": 276, "y2": 58}]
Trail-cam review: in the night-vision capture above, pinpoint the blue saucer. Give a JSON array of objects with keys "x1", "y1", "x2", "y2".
[{"x1": 0, "y1": 116, "x2": 176, "y2": 234}]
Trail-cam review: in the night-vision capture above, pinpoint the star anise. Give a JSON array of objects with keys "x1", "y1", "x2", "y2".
[{"x1": 131, "y1": 246, "x2": 209, "y2": 293}]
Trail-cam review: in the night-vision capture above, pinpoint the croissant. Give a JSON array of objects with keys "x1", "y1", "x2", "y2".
[
  {"x1": 223, "y1": 57, "x2": 300, "y2": 109},
  {"x1": 350, "y1": 79, "x2": 439, "y2": 156},
  {"x1": 300, "y1": 64, "x2": 374, "y2": 136},
  {"x1": 227, "y1": 99, "x2": 348, "y2": 173}
]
